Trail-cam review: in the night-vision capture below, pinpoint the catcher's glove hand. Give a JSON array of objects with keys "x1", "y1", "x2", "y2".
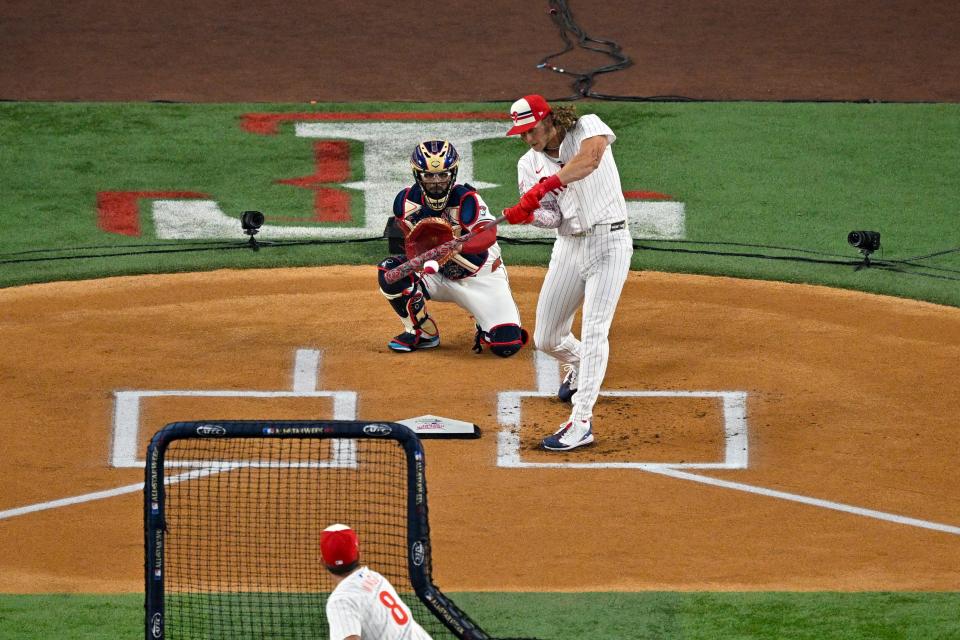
[{"x1": 404, "y1": 217, "x2": 456, "y2": 264}]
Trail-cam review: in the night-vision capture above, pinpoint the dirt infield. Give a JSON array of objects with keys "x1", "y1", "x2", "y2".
[
  {"x1": 1, "y1": 267, "x2": 958, "y2": 592},
  {"x1": 2, "y1": 0, "x2": 959, "y2": 598}
]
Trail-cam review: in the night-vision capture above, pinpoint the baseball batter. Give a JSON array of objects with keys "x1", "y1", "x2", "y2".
[
  {"x1": 503, "y1": 95, "x2": 633, "y2": 451},
  {"x1": 377, "y1": 140, "x2": 528, "y2": 357},
  {"x1": 321, "y1": 523, "x2": 433, "y2": 640}
]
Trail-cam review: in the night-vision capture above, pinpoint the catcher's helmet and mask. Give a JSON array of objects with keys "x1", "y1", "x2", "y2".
[{"x1": 411, "y1": 140, "x2": 460, "y2": 211}]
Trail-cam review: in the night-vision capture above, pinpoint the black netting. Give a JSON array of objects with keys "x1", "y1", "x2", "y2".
[{"x1": 159, "y1": 436, "x2": 456, "y2": 640}]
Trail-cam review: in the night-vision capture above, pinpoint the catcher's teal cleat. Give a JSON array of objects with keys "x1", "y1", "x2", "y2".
[{"x1": 388, "y1": 331, "x2": 440, "y2": 352}]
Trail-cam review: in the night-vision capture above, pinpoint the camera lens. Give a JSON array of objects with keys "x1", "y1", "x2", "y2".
[
  {"x1": 847, "y1": 230, "x2": 880, "y2": 252},
  {"x1": 241, "y1": 210, "x2": 265, "y2": 231}
]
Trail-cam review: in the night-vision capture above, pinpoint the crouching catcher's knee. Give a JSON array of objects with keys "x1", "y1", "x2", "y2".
[
  {"x1": 474, "y1": 323, "x2": 529, "y2": 358},
  {"x1": 378, "y1": 255, "x2": 417, "y2": 295}
]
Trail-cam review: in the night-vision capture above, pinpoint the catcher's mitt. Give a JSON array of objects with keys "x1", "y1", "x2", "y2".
[{"x1": 404, "y1": 217, "x2": 456, "y2": 264}]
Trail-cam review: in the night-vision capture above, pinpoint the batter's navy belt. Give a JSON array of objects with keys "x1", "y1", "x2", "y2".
[{"x1": 570, "y1": 220, "x2": 626, "y2": 237}]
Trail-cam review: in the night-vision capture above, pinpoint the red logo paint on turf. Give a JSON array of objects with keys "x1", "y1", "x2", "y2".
[
  {"x1": 97, "y1": 191, "x2": 209, "y2": 236},
  {"x1": 274, "y1": 141, "x2": 352, "y2": 222}
]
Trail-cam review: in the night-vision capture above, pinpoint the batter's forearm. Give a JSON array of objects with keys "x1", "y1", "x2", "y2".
[
  {"x1": 557, "y1": 136, "x2": 607, "y2": 184},
  {"x1": 557, "y1": 156, "x2": 598, "y2": 183}
]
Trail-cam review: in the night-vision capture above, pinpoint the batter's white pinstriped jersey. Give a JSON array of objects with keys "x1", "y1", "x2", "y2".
[
  {"x1": 325, "y1": 567, "x2": 432, "y2": 640},
  {"x1": 516, "y1": 112, "x2": 633, "y2": 425},
  {"x1": 517, "y1": 114, "x2": 627, "y2": 236}
]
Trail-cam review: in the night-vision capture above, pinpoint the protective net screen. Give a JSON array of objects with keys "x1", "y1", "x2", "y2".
[{"x1": 160, "y1": 436, "x2": 455, "y2": 639}]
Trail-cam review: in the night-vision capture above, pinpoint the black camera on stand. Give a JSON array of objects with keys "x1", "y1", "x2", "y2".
[
  {"x1": 241, "y1": 210, "x2": 265, "y2": 251},
  {"x1": 847, "y1": 230, "x2": 880, "y2": 268}
]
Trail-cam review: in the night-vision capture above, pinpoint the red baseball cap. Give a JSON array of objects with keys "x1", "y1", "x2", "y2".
[
  {"x1": 320, "y1": 524, "x2": 360, "y2": 569},
  {"x1": 506, "y1": 94, "x2": 552, "y2": 135}
]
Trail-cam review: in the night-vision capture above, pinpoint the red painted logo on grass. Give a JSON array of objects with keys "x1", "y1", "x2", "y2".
[{"x1": 97, "y1": 111, "x2": 507, "y2": 236}]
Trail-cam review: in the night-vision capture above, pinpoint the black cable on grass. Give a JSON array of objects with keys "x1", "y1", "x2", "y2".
[
  {"x1": 886, "y1": 258, "x2": 960, "y2": 276},
  {"x1": 868, "y1": 263, "x2": 960, "y2": 282},
  {"x1": 0, "y1": 239, "x2": 239, "y2": 257},
  {"x1": 891, "y1": 246, "x2": 960, "y2": 263},
  {"x1": 0, "y1": 236, "x2": 385, "y2": 266},
  {"x1": 5, "y1": 234, "x2": 958, "y2": 283},
  {"x1": 0, "y1": 243, "x2": 253, "y2": 265}
]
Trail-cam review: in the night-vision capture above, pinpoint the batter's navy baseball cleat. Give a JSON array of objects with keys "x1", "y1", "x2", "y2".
[
  {"x1": 540, "y1": 419, "x2": 594, "y2": 451},
  {"x1": 388, "y1": 331, "x2": 440, "y2": 353},
  {"x1": 557, "y1": 363, "x2": 579, "y2": 403}
]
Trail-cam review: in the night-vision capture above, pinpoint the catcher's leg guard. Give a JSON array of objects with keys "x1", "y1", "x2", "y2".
[
  {"x1": 474, "y1": 323, "x2": 528, "y2": 358},
  {"x1": 378, "y1": 256, "x2": 439, "y2": 353}
]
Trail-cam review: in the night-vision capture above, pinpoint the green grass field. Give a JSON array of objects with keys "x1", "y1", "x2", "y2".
[
  {"x1": 2, "y1": 592, "x2": 958, "y2": 639},
  {"x1": 1, "y1": 102, "x2": 957, "y2": 639},
  {"x1": 1, "y1": 101, "x2": 958, "y2": 305}
]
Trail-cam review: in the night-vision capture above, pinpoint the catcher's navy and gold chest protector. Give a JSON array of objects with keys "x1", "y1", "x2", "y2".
[{"x1": 393, "y1": 183, "x2": 490, "y2": 280}]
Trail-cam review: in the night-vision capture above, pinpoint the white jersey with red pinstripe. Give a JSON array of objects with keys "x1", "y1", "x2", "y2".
[
  {"x1": 517, "y1": 114, "x2": 627, "y2": 235},
  {"x1": 516, "y1": 113, "x2": 634, "y2": 424},
  {"x1": 326, "y1": 567, "x2": 432, "y2": 640}
]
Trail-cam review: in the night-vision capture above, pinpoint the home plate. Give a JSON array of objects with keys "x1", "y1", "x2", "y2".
[{"x1": 396, "y1": 414, "x2": 481, "y2": 439}]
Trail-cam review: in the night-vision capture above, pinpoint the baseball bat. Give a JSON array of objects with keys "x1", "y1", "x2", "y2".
[{"x1": 383, "y1": 214, "x2": 506, "y2": 285}]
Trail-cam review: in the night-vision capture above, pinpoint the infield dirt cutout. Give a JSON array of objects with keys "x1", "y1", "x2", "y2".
[{"x1": 1, "y1": 266, "x2": 958, "y2": 593}]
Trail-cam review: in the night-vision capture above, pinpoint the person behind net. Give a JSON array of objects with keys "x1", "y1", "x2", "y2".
[
  {"x1": 377, "y1": 140, "x2": 528, "y2": 357},
  {"x1": 502, "y1": 94, "x2": 634, "y2": 452},
  {"x1": 321, "y1": 523, "x2": 434, "y2": 640}
]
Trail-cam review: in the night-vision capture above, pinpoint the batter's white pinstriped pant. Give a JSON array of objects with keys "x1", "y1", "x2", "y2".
[{"x1": 533, "y1": 228, "x2": 633, "y2": 423}]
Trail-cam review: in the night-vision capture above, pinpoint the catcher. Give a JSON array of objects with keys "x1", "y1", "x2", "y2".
[{"x1": 377, "y1": 140, "x2": 528, "y2": 357}]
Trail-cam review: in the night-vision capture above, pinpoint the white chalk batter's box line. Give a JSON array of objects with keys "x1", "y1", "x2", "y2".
[
  {"x1": 5, "y1": 348, "x2": 958, "y2": 536},
  {"x1": 111, "y1": 388, "x2": 746, "y2": 471},
  {"x1": 110, "y1": 389, "x2": 358, "y2": 468},
  {"x1": 496, "y1": 390, "x2": 748, "y2": 470},
  {"x1": 110, "y1": 345, "x2": 746, "y2": 469}
]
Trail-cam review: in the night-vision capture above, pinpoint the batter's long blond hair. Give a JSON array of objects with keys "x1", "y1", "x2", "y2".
[{"x1": 550, "y1": 105, "x2": 579, "y2": 132}]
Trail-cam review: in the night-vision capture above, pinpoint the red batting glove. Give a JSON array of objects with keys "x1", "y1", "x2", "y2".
[
  {"x1": 503, "y1": 204, "x2": 534, "y2": 225},
  {"x1": 528, "y1": 174, "x2": 564, "y2": 201},
  {"x1": 519, "y1": 190, "x2": 541, "y2": 213}
]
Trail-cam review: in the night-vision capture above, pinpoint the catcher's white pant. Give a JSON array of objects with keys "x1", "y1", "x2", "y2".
[
  {"x1": 533, "y1": 229, "x2": 633, "y2": 422},
  {"x1": 422, "y1": 261, "x2": 521, "y2": 332}
]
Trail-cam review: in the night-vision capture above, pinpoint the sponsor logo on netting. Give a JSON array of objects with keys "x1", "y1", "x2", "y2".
[
  {"x1": 195, "y1": 424, "x2": 227, "y2": 436},
  {"x1": 363, "y1": 424, "x2": 393, "y2": 436},
  {"x1": 411, "y1": 541, "x2": 425, "y2": 566}
]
